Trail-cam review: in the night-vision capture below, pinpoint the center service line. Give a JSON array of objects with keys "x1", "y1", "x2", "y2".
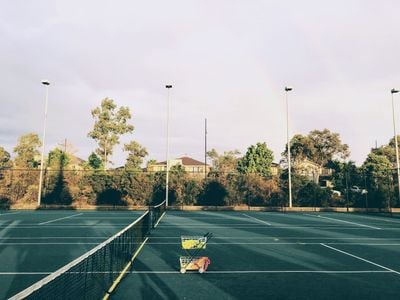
[
  {"x1": 39, "y1": 213, "x2": 83, "y2": 225},
  {"x1": 320, "y1": 243, "x2": 400, "y2": 275},
  {"x1": 304, "y1": 214, "x2": 381, "y2": 230},
  {"x1": 242, "y1": 214, "x2": 271, "y2": 226}
]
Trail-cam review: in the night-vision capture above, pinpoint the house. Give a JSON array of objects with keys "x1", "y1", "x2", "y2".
[
  {"x1": 294, "y1": 159, "x2": 333, "y2": 183},
  {"x1": 271, "y1": 162, "x2": 279, "y2": 176},
  {"x1": 147, "y1": 156, "x2": 211, "y2": 177}
]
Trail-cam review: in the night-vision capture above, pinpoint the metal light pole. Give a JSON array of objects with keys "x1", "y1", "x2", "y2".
[
  {"x1": 285, "y1": 86, "x2": 293, "y2": 208},
  {"x1": 37, "y1": 80, "x2": 50, "y2": 206},
  {"x1": 165, "y1": 85, "x2": 172, "y2": 207},
  {"x1": 391, "y1": 88, "x2": 400, "y2": 207}
]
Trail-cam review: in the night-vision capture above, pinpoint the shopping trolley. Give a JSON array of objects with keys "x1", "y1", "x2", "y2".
[{"x1": 179, "y1": 232, "x2": 212, "y2": 273}]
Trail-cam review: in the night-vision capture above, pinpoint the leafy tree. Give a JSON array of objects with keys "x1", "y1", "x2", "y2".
[
  {"x1": 362, "y1": 153, "x2": 393, "y2": 208},
  {"x1": 146, "y1": 159, "x2": 157, "y2": 169},
  {"x1": 237, "y1": 174, "x2": 279, "y2": 206},
  {"x1": 308, "y1": 129, "x2": 349, "y2": 166},
  {"x1": 237, "y1": 142, "x2": 274, "y2": 177},
  {"x1": 88, "y1": 98, "x2": 134, "y2": 169},
  {"x1": 13, "y1": 133, "x2": 41, "y2": 168},
  {"x1": 207, "y1": 148, "x2": 241, "y2": 173},
  {"x1": 0, "y1": 146, "x2": 12, "y2": 168},
  {"x1": 124, "y1": 141, "x2": 148, "y2": 171},
  {"x1": 282, "y1": 129, "x2": 349, "y2": 168},
  {"x1": 297, "y1": 182, "x2": 330, "y2": 207},
  {"x1": 47, "y1": 148, "x2": 70, "y2": 169},
  {"x1": 198, "y1": 180, "x2": 227, "y2": 206},
  {"x1": 85, "y1": 152, "x2": 103, "y2": 170}
]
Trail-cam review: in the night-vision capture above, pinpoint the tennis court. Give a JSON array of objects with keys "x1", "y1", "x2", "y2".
[
  {"x1": 111, "y1": 211, "x2": 400, "y2": 300},
  {"x1": 0, "y1": 209, "x2": 144, "y2": 299}
]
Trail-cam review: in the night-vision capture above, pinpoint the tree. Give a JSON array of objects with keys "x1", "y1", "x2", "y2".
[
  {"x1": 13, "y1": 133, "x2": 41, "y2": 168},
  {"x1": 207, "y1": 148, "x2": 241, "y2": 173},
  {"x1": 237, "y1": 142, "x2": 274, "y2": 177},
  {"x1": 282, "y1": 129, "x2": 349, "y2": 168},
  {"x1": 0, "y1": 146, "x2": 11, "y2": 169},
  {"x1": 308, "y1": 129, "x2": 349, "y2": 166},
  {"x1": 362, "y1": 152, "x2": 393, "y2": 208},
  {"x1": 88, "y1": 98, "x2": 134, "y2": 169},
  {"x1": 282, "y1": 134, "x2": 315, "y2": 165},
  {"x1": 124, "y1": 141, "x2": 148, "y2": 171},
  {"x1": 85, "y1": 152, "x2": 103, "y2": 170},
  {"x1": 47, "y1": 148, "x2": 70, "y2": 169}
]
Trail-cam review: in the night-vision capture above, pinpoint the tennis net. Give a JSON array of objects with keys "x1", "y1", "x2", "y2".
[{"x1": 11, "y1": 201, "x2": 166, "y2": 300}]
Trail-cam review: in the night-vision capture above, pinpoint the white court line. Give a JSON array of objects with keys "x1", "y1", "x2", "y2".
[
  {"x1": 349, "y1": 214, "x2": 400, "y2": 224},
  {"x1": 38, "y1": 213, "x2": 83, "y2": 225},
  {"x1": 0, "y1": 270, "x2": 391, "y2": 275},
  {"x1": 145, "y1": 242, "x2": 400, "y2": 246},
  {"x1": 128, "y1": 270, "x2": 392, "y2": 274},
  {"x1": 0, "y1": 237, "x2": 107, "y2": 239},
  {"x1": 320, "y1": 243, "x2": 400, "y2": 275},
  {"x1": 2, "y1": 242, "x2": 400, "y2": 246},
  {"x1": 242, "y1": 214, "x2": 271, "y2": 225},
  {"x1": 149, "y1": 236, "x2": 400, "y2": 240},
  {"x1": 304, "y1": 214, "x2": 381, "y2": 230},
  {"x1": 0, "y1": 212, "x2": 20, "y2": 216}
]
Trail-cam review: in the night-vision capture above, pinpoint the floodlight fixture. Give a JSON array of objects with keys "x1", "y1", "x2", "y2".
[
  {"x1": 42, "y1": 80, "x2": 50, "y2": 86},
  {"x1": 285, "y1": 86, "x2": 293, "y2": 92},
  {"x1": 391, "y1": 88, "x2": 399, "y2": 94}
]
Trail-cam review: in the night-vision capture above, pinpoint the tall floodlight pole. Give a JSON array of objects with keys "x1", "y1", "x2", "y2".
[
  {"x1": 37, "y1": 80, "x2": 50, "y2": 206},
  {"x1": 165, "y1": 85, "x2": 172, "y2": 207},
  {"x1": 391, "y1": 88, "x2": 400, "y2": 209},
  {"x1": 285, "y1": 86, "x2": 293, "y2": 208}
]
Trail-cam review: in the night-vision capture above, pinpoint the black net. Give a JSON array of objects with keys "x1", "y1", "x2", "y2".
[{"x1": 11, "y1": 201, "x2": 166, "y2": 300}]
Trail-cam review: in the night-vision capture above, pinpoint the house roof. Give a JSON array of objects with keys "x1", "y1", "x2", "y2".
[{"x1": 152, "y1": 156, "x2": 208, "y2": 166}]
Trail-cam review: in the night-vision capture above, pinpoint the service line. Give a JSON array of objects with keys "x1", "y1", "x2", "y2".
[
  {"x1": 242, "y1": 214, "x2": 271, "y2": 225},
  {"x1": 38, "y1": 213, "x2": 83, "y2": 225},
  {"x1": 304, "y1": 214, "x2": 381, "y2": 230},
  {"x1": 321, "y1": 243, "x2": 400, "y2": 275}
]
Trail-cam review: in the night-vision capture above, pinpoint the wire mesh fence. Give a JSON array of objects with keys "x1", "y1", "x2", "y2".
[{"x1": 0, "y1": 168, "x2": 398, "y2": 209}]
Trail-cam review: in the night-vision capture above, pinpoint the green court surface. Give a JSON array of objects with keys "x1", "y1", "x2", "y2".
[
  {"x1": 111, "y1": 211, "x2": 400, "y2": 300},
  {"x1": 0, "y1": 210, "x2": 144, "y2": 299}
]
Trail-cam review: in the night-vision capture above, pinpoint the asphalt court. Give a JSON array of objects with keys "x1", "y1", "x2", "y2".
[
  {"x1": 111, "y1": 211, "x2": 400, "y2": 300},
  {"x1": 0, "y1": 209, "x2": 144, "y2": 299}
]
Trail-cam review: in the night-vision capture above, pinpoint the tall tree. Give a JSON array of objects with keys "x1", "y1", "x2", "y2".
[
  {"x1": 207, "y1": 148, "x2": 241, "y2": 173},
  {"x1": 0, "y1": 146, "x2": 12, "y2": 168},
  {"x1": 237, "y1": 142, "x2": 274, "y2": 177},
  {"x1": 88, "y1": 98, "x2": 134, "y2": 169},
  {"x1": 13, "y1": 133, "x2": 41, "y2": 168},
  {"x1": 282, "y1": 129, "x2": 349, "y2": 168},
  {"x1": 308, "y1": 129, "x2": 349, "y2": 166},
  {"x1": 124, "y1": 141, "x2": 148, "y2": 171}
]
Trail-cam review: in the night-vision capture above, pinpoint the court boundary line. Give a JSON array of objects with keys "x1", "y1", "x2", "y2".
[
  {"x1": 242, "y1": 214, "x2": 271, "y2": 225},
  {"x1": 320, "y1": 243, "x2": 400, "y2": 275},
  {"x1": 304, "y1": 214, "x2": 381, "y2": 230},
  {"x1": 0, "y1": 270, "x2": 392, "y2": 275},
  {"x1": 2, "y1": 242, "x2": 400, "y2": 246},
  {"x1": 38, "y1": 213, "x2": 83, "y2": 225}
]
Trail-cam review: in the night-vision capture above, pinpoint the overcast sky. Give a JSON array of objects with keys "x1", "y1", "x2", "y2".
[{"x1": 1, "y1": 0, "x2": 400, "y2": 167}]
